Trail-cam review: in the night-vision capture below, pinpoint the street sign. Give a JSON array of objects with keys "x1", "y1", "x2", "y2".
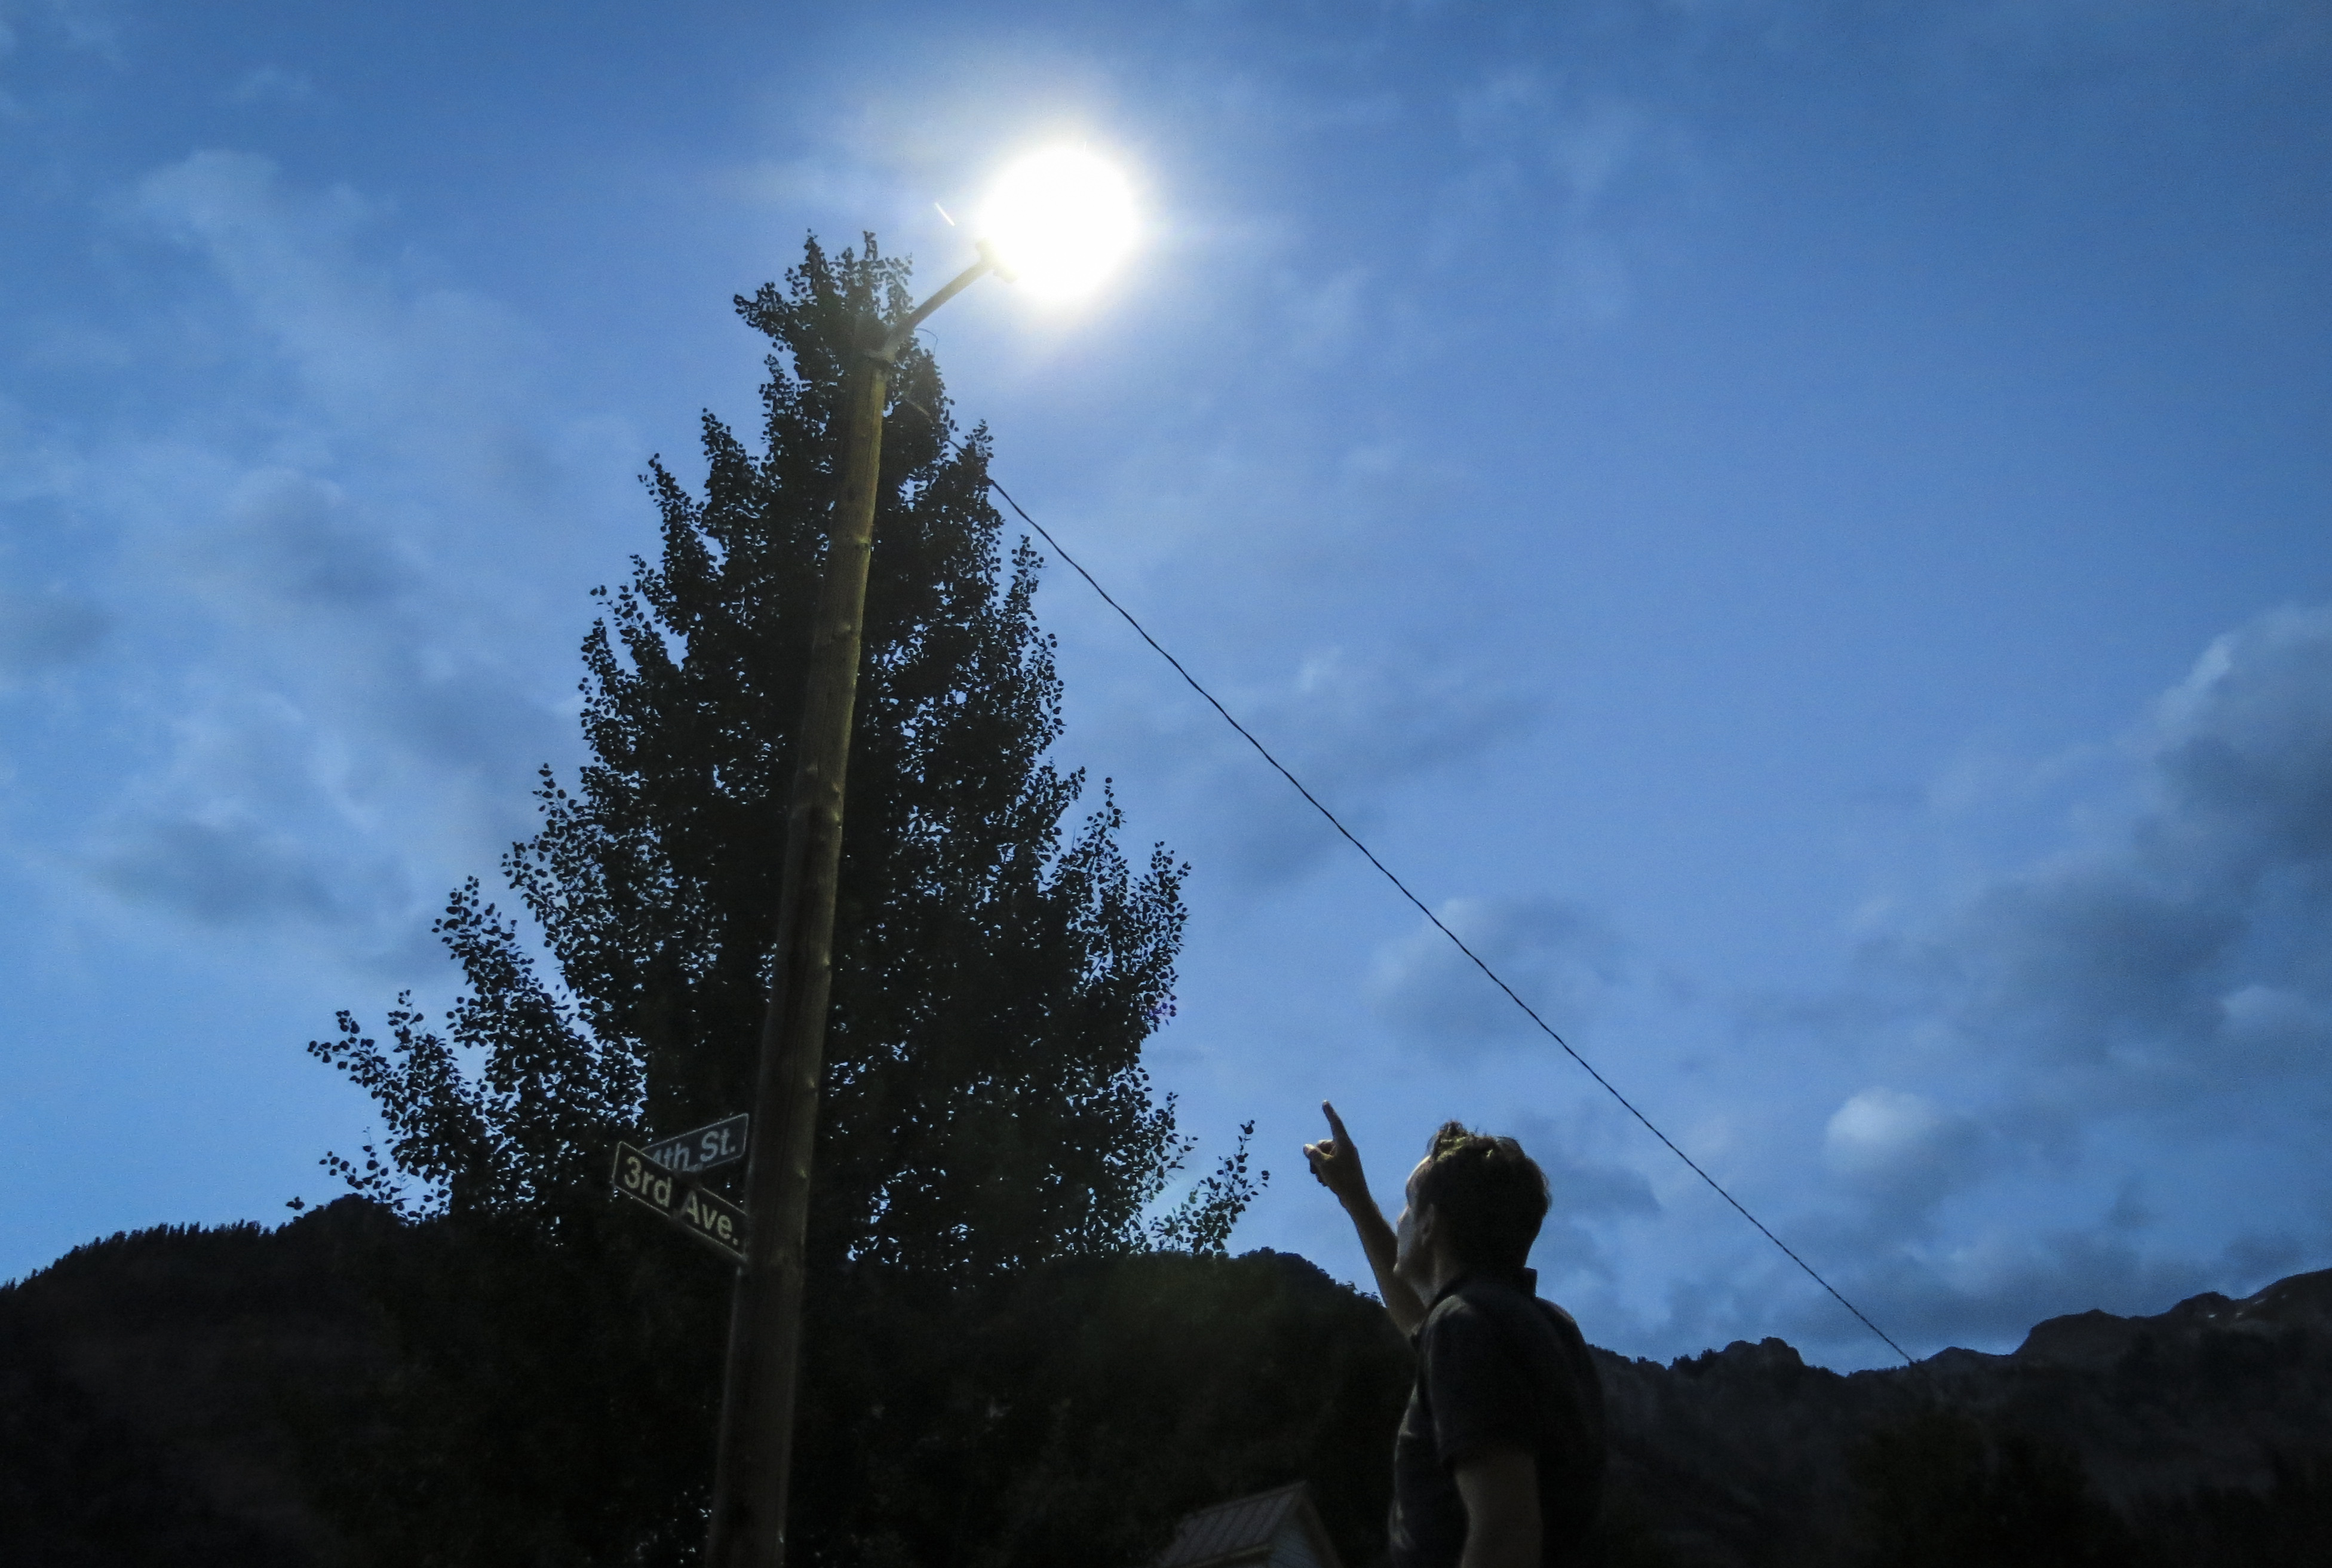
[
  {"x1": 643, "y1": 1112, "x2": 750, "y2": 1176},
  {"x1": 612, "y1": 1141, "x2": 748, "y2": 1266}
]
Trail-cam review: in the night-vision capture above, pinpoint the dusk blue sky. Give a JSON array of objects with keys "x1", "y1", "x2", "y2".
[{"x1": 4, "y1": 0, "x2": 2328, "y2": 1370}]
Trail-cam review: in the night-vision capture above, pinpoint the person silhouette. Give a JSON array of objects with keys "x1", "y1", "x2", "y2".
[{"x1": 1305, "y1": 1106, "x2": 1607, "y2": 1568}]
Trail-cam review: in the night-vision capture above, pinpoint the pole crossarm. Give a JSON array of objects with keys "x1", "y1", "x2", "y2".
[{"x1": 875, "y1": 253, "x2": 994, "y2": 362}]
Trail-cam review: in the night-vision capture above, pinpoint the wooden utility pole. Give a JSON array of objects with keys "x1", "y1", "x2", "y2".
[{"x1": 704, "y1": 254, "x2": 991, "y2": 1568}]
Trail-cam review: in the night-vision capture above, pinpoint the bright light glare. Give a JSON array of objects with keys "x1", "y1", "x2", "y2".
[{"x1": 980, "y1": 148, "x2": 1137, "y2": 301}]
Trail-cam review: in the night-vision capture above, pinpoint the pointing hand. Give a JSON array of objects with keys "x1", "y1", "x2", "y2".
[{"x1": 1302, "y1": 1101, "x2": 1370, "y2": 1210}]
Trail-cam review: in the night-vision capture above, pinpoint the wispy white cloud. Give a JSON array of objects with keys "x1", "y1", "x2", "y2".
[
  {"x1": 1821, "y1": 1086, "x2": 1987, "y2": 1220},
  {"x1": 0, "y1": 150, "x2": 630, "y2": 969},
  {"x1": 0, "y1": 588, "x2": 108, "y2": 679},
  {"x1": 1694, "y1": 603, "x2": 2332, "y2": 1363},
  {"x1": 0, "y1": 0, "x2": 121, "y2": 60},
  {"x1": 226, "y1": 65, "x2": 313, "y2": 106},
  {"x1": 1879, "y1": 604, "x2": 2332, "y2": 1115},
  {"x1": 1371, "y1": 895, "x2": 1627, "y2": 1054},
  {"x1": 1124, "y1": 644, "x2": 1539, "y2": 885}
]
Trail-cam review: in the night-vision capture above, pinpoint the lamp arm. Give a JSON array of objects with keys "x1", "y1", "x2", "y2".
[{"x1": 877, "y1": 251, "x2": 996, "y2": 360}]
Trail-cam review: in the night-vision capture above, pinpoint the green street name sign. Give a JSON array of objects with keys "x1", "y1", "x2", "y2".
[
  {"x1": 612, "y1": 1140, "x2": 748, "y2": 1266},
  {"x1": 643, "y1": 1112, "x2": 748, "y2": 1177}
]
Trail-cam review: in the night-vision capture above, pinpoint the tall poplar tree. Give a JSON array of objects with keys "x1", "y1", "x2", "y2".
[{"x1": 305, "y1": 238, "x2": 1259, "y2": 1565}]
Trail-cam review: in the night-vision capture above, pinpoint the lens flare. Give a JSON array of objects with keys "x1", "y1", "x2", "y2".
[{"x1": 980, "y1": 148, "x2": 1137, "y2": 302}]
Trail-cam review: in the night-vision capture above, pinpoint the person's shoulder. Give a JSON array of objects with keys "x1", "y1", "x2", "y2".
[
  {"x1": 1418, "y1": 1287, "x2": 1477, "y2": 1337},
  {"x1": 1535, "y1": 1296, "x2": 1583, "y2": 1333},
  {"x1": 1423, "y1": 1274, "x2": 1538, "y2": 1339},
  {"x1": 1419, "y1": 1278, "x2": 1503, "y2": 1343},
  {"x1": 1441, "y1": 1275, "x2": 1592, "y2": 1349},
  {"x1": 1449, "y1": 1272, "x2": 1539, "y2": 1311},
  {"x1": 1533, "y1": 1296, "x2": 1591, "y2": 1349}
]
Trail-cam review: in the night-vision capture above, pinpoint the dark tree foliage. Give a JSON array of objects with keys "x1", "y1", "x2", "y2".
[
  {"x1": 0, "y1": 1207, "x2": 395, "y2": 1568},
  {"x1": 1850, "y1": 1409, "x2": 2131, "y2": 1568},
  {"x1": 302, "y1": 238, "x2": 1260, "y2": 1566},
  {"x1": 793, "y1": 1249, "x2": 1416, "y2": 1568},
  {"x1": 2127, "y1": 1454, "x2": 2332, "y2": 1567},
  {"x1": 1, "y1": 1287, "x2": 306, "y2": 1568},
  {"x1": 1850, "y1": 1406, "x2": 2332, "y2": 1568},
  {"x1": 17, "y1": 1210, "x2": 2331, "y2": 1568}
]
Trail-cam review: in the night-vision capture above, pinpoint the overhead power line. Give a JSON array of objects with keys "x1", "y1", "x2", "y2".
[{"x1": 981, "y1": 472, "x2": 1914, "y2": 1367}]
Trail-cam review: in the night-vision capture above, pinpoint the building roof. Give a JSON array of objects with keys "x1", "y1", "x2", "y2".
[{"x1": 1154, "y1": 1483, "x2": 1340, "y2": 1568}]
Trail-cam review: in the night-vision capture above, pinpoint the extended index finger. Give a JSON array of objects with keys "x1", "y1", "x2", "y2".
[{"x1": 1321, "y1": 1100, "x2": 1351, "y2": 1146}]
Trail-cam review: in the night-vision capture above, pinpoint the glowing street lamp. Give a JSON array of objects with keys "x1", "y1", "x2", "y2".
[
  {"x1": 979, "y1": 146, "x2": 1139, "y2": 300},
  {"x1": 705, "y1": 150, "x2": 1136, "y2": 1568}
]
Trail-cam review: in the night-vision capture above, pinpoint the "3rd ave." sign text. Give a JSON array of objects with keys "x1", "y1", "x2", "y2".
[{"x1": 612, "y1": 1141, "x2": 747, "y2": 1266}]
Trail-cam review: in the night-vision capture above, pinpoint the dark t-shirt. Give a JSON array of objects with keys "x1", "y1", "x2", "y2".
[{"x1": 1389, "y1": 1269, "x2": 1607, "y2": 1568}]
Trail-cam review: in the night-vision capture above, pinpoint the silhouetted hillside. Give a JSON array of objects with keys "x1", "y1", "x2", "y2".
[
  {"x1": 4, "y1": 1206, "x2": 2325, "y2": 1566},
  {"x1": 0, "y1": 1199, "x2": 395, "y2": 1565},
  {"x1": 1598, "y1": 1268, "x2": 2332, "y2": 1565}
]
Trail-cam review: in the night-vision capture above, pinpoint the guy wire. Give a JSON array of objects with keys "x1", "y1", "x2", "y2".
[{"x1": 980, "y1": 471, "x2": 1915, "y2": 1367}]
